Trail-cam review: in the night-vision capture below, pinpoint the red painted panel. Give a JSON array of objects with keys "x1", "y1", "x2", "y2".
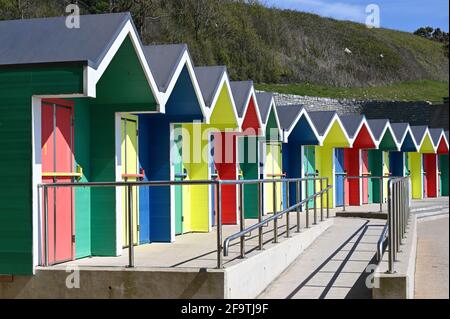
[
  {"x1": 241, "y1": 97, "x2": 261, "y2": 135},
  {"x1": 424, "y1": 154, "x2": 437, "y2": 197},
  {"x1": 41, "y1": 100, "x2": 74, "y2": 265},
  {"x1": 345, "y1": 148, "x2": 360, "y2": 206},
  {"x1": 352, "y1": 124, "x2": 376, "y2": 149},
  {"x1": 437, "y1": 139, "x2": 449, "y2": 154},
  {"x1": 214, "y1": 133, "x2": 237, "y2": 224},
  {"x1": 361, "y1": 150, "x2": 370, "y2": 204}
]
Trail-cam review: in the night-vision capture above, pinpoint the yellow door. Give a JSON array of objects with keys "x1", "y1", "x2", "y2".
[
  {"x1": 121, "y1": 115, "x2": 139, "y2": 247},
  {"x1": 264, "y1": 142, "x2": 283, "y2": 214},
  {"x1": 382, "y1": 151, "x2": 390, "y2": 203}
]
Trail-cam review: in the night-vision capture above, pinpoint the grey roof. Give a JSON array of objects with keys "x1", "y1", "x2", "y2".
[
  {"x1": 255, "y1": 92, "x2": 274, "y2": 124},
  {"x1": 446, "y1": 131, "x2": 449, "y2": 143},
  {"x1": 276, "y1": 105, "x2": 305, "y2": 131},
  {"x1": 410, "y1": 126, "x2": 428, "y2": 144},
  {"x1": 390, "y1": 123, "x2": 409, "y2": 144},
  {"x1": 194, "y1": 66, "x2": 226, "y2": 108},
  {"x1": 367, "y1": 119, "x2": 389, "y2": 141},
  {"x1": 339, "y1": 114, "x2": 365, "y2": 139},
  {"x1": 308, "y1": 111, "x2": 337, "y2": 136},
  {"x1": 429, "y1": 128, "x2": 444, "y2": 145},
  {"x1": 143, "y1": 44, "x2": 187, "y2": 92},
  {"x1": 230, "y1": 81, "x2": 253, "y2": 118},
  {"x1": 0, "y1": 13, "x2": 132, "y2": 68}
]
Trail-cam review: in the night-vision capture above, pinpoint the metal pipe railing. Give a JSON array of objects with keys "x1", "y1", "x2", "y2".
[
  {"x1": 223, "y1": 184, "x2": 333, "y2": 257},
  {"x1": 342, "y1": 175, "x2": 391, "y2": 213},
  {"x1": 39, "y1": 176, "x2": 332, "y2": 269}
]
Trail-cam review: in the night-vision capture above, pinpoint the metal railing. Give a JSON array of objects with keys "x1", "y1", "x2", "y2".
[
  {"x1": 38, "y1": 176, "x2": 331, "y2": 269},
  {"x1": 222, "y1": 178, "x2": 332, "y2": 262},
  {"x1": 376, "y1": 177, "x2": 411, "y2": 273},
  {"x1": 342, "y1": 175, "x2": 391, "y2": 213}
]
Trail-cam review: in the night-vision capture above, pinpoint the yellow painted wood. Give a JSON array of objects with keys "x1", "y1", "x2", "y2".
[
  {"x1": 121, "y1": 114, "x2": 139, "y2": 246},
  {"x1": 180, "y1": 82, "x2": 239, "y2": 232},
  {"x1": 419, "y1": 133, "x2": 435, "y2": 154},
  {"x1": 264, "y1": 142, "x2": 283, "y2": 214},
  {"x1": 322, "y1": 121, "x2": 350, "y2": 148},
  {"x1": 409, "y1": 152, "x2": 423, "y2": 199}
]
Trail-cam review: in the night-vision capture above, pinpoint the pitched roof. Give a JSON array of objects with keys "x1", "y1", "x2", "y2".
[
  {"x1": 339, "y1": 114, "x2": 365, "y2": 139},
  {"x1": 0, "y1": 12, "x2": 132, "y2": 68},
  {"x1": 410, "y1": 126, "x2": 428, "y2": 145},
  {"x1": 194, "y1": 66, "x2": 226, "y2": 108},
  {"x1": 307, "y1": 111, "x2": 337, "y2": 136},
  {"x1": 143, "y1": 44, "x2": 187, "y2": 92},
  {"x1": 390, "y1": 123, "x2": 410, "y2": 144},
  {"x1": 230, "y1": 81, "x2": 253, "y2": 118},
  {"x1": 367, "y1": 119, "x2": 390, "y2": 141},
  {"x1": 255, "y1": 92, "x2": 273, "y2": 124},
  {"x1": 428, "y1": 128, "x2": 444, "y2": 146},
  {"x1": 276, "y1": 105, "x2": 305, "y2": 131}
]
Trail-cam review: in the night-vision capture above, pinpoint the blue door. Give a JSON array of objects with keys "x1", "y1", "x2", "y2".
[{"x1": 335, "y1": 148, "x2": 345, "y2": 207}]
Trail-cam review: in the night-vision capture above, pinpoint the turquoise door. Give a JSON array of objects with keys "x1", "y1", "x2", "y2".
[
  {"x1": 303, "y1": 146, "x2": 316, "y2": 208},
  {"x1": 173, "y1": 124, "x2": 184, "y2": 235}
]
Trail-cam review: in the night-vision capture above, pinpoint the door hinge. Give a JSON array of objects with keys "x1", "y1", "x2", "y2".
[
  {"x1": 72, "y1": 235, "x2": 76, "y2": 243},
  {"x1": 136, "y1": 129, "x2": 139, "y2": 136},
  {"x1": 137, "y1": 225, "x2": 140, "y2": 231},
  {"x1": 181, "y1": 216, "x2": 184, "y2": 222}
]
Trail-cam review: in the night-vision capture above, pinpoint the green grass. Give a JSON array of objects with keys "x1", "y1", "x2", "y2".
[{"x1": 255, "y1": 80, "x2": 449, "y2": 104}]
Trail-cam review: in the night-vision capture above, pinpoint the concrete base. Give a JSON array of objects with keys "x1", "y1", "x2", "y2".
[
  {"x1": 372, "y1": 215, "x2": 418, "y2": 299},
  {"x1": 0, "y1": 219, "x2": 333, "y2": 299}
]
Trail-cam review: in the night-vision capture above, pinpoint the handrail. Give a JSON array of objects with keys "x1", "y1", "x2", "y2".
[
  {"x1": 223, "y1": 185, "x2": 333, "y2": 256},
  {"x1": 42, "y1": 172, "x2": 82, "y2": 178},
  {"x1": 376, "y1": 223, "x2": 389, "y2": 262},
  {"x1": 343, "y1": 175, "x2": 388, "y2": 212}
]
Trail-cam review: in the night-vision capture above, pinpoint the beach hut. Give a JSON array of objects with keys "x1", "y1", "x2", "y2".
[
  {"x1": 429, "y1": 128, "x2": 449, "y2": 197},
  {"x1": 0, "y1": 13, "x2": 163, "y2": 274},
  {"x1": 339, "y1": 115, "x2": 377, "y2": 206},
  {"x1": 225, "y1": 81, "x2": 264, "y2": 222},
  {"x1": 409, "y1": 126, "x2": 436, "y2": 199},
  {"x1": 308, "y1": 111, "x2": 352, "y2": 208},
  {"x1": 137, "y1": 44, "x2": 207, "y2": 242},
  {"x1": 366, "y1": 120, "x2": 399, "y2": 204},
  {"x1": 277, "y1": 105, "x2": 320, "y2": 210},
  {"x1": 182, "y1": 66, "x2": 240, "y2": 230},
  {"x1": 254, "y1": 93, "x2": 283, "y2": 216},
  {"x1": 389, "y1": 123, "x2": 418, "y2": 179}
]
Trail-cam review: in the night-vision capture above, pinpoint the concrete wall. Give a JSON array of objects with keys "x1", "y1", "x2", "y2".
[{"x1": 270, "y1": 93, "x2": 449, "y2": 130}]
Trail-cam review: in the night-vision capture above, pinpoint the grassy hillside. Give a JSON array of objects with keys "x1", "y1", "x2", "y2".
[
  {"x1": 1, "y1": 0, "x2": 448, "y2": 89},
  {"x1": 256, "y1": 80, "x2": 449, "y2": 104}
]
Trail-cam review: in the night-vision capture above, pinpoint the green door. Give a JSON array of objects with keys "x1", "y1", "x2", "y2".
[
  {"x1": 240, "y1": 136, "x2": 260, "y2": 219},
  {"x1": 303, "y1": 146, "x2": 316, "y2": 208},
  {"x1": 173, "y1": 124, "x2": 184, "y2": 235}
]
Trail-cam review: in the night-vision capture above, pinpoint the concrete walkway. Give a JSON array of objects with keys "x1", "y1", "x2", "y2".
[
  {"x1": 258, "y1": 217, "x2": 385, "y2": 299},
  {"x1": 415, "y1": 216, "x2": 449, "y2": 299}
]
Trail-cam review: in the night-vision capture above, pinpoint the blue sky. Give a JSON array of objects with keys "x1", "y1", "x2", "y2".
[{"x1": 263, "y1": 0, "x2": 449, "y2": 32}]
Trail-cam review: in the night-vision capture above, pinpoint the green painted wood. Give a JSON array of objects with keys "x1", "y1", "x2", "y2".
[
  {"x1": 440, "y1": 154, "x2": 449, "y2": 196},
  {"x1": 240, "y1": 136, "x2": 260, "y2": 219},
  {"x1": 265, "y1": 109, "x2": 280, "y2": 141},
  {"x1": 303, "y1": 145, "x2": 316, "y2": 208},
  {"x1": 89, "y1": 36, "x2": 157, "y2": 255},
  {"x1": 368, "y1": 150, "x2": 383, "y2": 203},
  {"x1": 0, "y1": 64, "x2": 84, "y2": 275},
  {"x1": 72, "y1": 98, "x2": 92, "y2": 259}
]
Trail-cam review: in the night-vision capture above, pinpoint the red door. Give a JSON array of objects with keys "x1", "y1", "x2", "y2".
[
  {"x1": 42, "y1": 99, "x2": 75, "y2": 265},
  {"x1": 214, "y1": 132, "x2": 237, "y2": 225},
  {"x1": 424, "y1": 154, "x2": 437, "y2": 197},
  {"x1": 361, "y1": 150, "x2": 370, "y2": 204}
]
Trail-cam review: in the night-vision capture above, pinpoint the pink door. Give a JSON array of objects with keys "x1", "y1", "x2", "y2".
[
  {"x1": 42, "y1": 99, "x2": 75, "y2": 265},
  {"x1": 362, "y1": 150, "x2": 370, "y2": 204}
]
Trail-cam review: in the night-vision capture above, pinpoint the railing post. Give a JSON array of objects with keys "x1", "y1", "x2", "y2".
[
  {"x1": 305, "y1": 179, "x2": 309, "y2": 228},
  {"x1": 43, "y1": 186, "x2": 49, "y2": 267},
  {"x1": 379, "y1": 177, "x2": 383, "y2": 212},
  {"x1": 273, "y1": 181, "x2": 278, "y2": 243},
  {"x1": 342, "y1": 176, "x2": 346, "y2": 212},
  {"x1": 239, "y1": 183, "x2": 245, "y2": 258},
  {"x1": 313, "y1": 177, "x2": 317, "y2": 225},
  {"x1": 258, "y1": 181, "x2": 263, "y2": 250},
  {"x1": 127, "y1": 185, "x2": 134, "y2": 268},
  {"x1": 396, "y1": 182, "x2": 401, "y2": 250},
  {"x1": 320, "y1": 179, "x2": 324, "y2": 222},
  {"x1": 296, "y1": 180, "x2": 301, "y2": 232},
  {"x1": 326, "y1": 178, "x2": 330, "y2": 218},
  {"x1": 216, "y1": 181, "x2": 223, "y2": 269},
  {"x1": 388, "y1": 180, "x2": 395, "y2": 273},
  {"x1": 286, "y1": 181, "x2": 290, "y2": 238}
]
